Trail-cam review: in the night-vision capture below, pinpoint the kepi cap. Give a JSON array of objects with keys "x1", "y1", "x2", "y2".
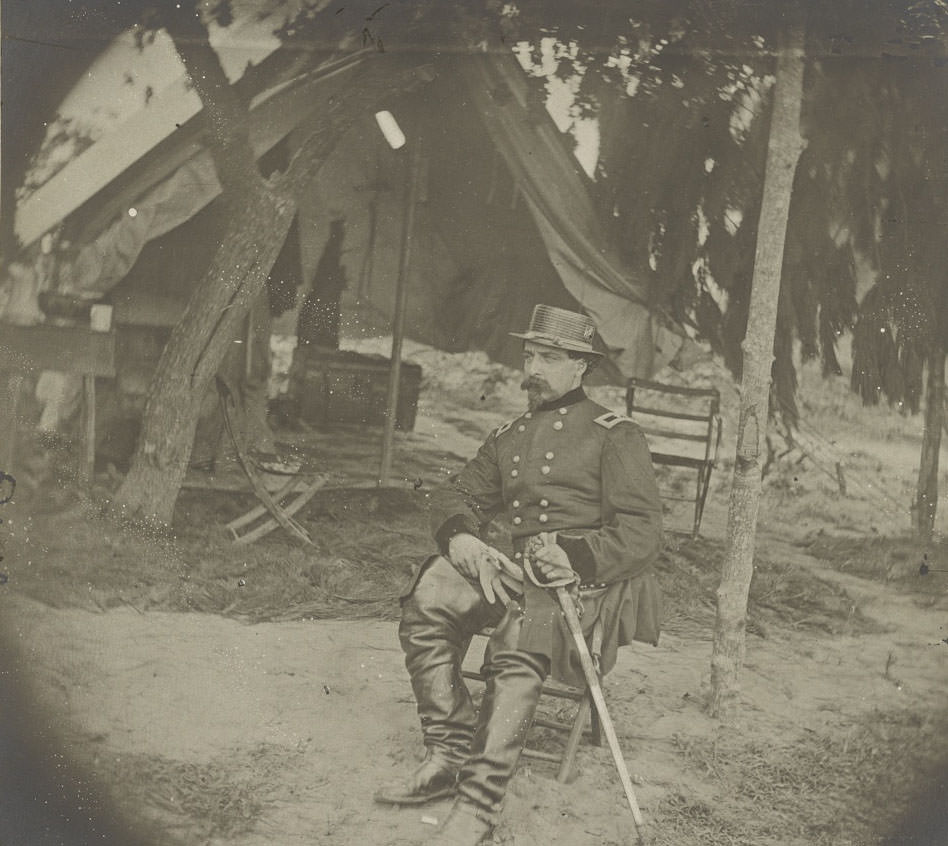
[{"x1": 509, "y1": 304, "x2": 603, "y2": 355}]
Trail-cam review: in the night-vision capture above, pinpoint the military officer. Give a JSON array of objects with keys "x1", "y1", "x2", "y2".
[{"x1": 376, "y1": 304, "x2": 663, "y2": 845}]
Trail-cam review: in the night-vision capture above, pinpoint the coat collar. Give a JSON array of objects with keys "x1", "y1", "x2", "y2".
[{"x1": 535, "y1": 386, "x2": 587, "y2": 413}]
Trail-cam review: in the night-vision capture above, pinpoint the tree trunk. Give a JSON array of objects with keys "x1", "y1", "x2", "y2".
[
  {"x1": 915, "y1": 353, "x2": 945, "y2": 541},
  {"x1": 109, "y1": 27, "x2": 427, "y2": 522},
  {"x1": 111, "y1": 3, "x2": 425, "y2": 524},
  {"x1": 709, "y1": 12, "x2": 806, "y2": 719},
  {"x1": 112, "y1": 189, "x2": 296, "y2": 523},
  {"x1": 110, "y1": 2, "x2": 292, "y2": 524}
]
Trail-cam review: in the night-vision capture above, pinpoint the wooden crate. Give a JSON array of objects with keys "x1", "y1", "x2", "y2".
[{"x1": 292, "y1": 349, "x2": 422, "y2": 431}]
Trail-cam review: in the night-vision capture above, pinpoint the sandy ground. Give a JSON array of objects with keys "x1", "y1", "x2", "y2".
[
  {"x1": 2, "y1": 344, "x2": 948, "y2": 845},
  {"x1": 4, "y1": 522, "x2": 946, "y2": 846}
]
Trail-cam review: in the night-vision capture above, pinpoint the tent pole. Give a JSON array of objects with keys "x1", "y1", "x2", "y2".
[{"x1": 378, "y1": 137, "x2": 421, "y2": 486}]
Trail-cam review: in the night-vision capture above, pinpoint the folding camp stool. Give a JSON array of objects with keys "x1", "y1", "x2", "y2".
[{"x1": 461, "y1": 618, "x2": 604, "y2": 783}]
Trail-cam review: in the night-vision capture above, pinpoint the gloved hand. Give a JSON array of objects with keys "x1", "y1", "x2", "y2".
[
  {"x1": 525, "y1": 532, "x2": 583, "y2": 619},
  {"x1": 448, "y1": 533, "x2": 523, "y2": 605},
  {"x1": 525, "y1": 532, "x2": 579, "y2": 587}
]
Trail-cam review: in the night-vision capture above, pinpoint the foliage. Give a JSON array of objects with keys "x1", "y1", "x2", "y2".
[
  {"x1": 847, "y1": 63, "x2": 948, "y2": 410},
  {"x1": 497, "y1": 0, "x2": 948, "y2": 424},
  {"x1": 7, "y1": 0, "x2": 948, "y2": 435},
  {"x1": 15, "y1": 117, "x2": 98, "y2": 203}
]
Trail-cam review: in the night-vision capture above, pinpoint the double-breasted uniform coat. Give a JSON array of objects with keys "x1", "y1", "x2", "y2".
[
  {"x1": 396, "y1": 385, "x2": 662, "y2": 820},
  {"x1": 428, "y1": 385, "x2": 663, "y2": 685}
]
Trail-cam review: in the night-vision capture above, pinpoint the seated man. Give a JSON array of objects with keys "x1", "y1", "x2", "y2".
[{"x1": 376, "y1": 304, "x2": 663, "y2": 845}]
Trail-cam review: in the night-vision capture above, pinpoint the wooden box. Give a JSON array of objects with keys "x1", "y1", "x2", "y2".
[{"x1": 292, "y1": 349, "x2": 422, "y2": 431}]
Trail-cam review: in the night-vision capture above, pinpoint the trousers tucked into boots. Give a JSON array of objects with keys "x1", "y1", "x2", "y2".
[{"x1": 399, "y1": 556, "x2": 551, "y2": 820}]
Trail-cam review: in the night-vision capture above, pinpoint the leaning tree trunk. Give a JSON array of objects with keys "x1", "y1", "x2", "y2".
[
  {"x1": 112, "y1": 2, "x2": 424, "y2": 524},
  {"x1": 709, "y1": 13, "x2": 806, "y2": 718},
  {"x1": 915, "y1": 352, "x2": 945, "y2": 541},
  {"x1": 113, "y1": 190, "x2": 297, "y2": 524},
  {"x1": 112, "y1": 2, "x2": 285, "y2": 524}
]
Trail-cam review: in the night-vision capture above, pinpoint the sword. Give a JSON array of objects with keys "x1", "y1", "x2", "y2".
[{"x1": 527, "y1": 534, "x2": 648, "y2": 844}]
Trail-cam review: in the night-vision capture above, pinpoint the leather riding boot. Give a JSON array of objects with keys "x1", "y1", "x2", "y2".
[
  {"x1": 427, "y1": 799, "x2": 495, "y2": 846},
  {"x1": 375, "y1": 748, "x2": 459, "y2": 805},
  {"x1": 383, "y1": 557, "x2": 504, "y2": 804},
  {"x1": 455, "y1": 604, "x2": 550, "y2": 820}
]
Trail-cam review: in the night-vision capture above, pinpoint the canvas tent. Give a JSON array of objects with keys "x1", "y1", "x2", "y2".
[{"x1": 2, "y1": 32, "x2": 690, "y2": 440}]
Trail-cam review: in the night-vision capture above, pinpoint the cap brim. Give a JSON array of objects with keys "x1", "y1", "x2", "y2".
[{"x1": 509, "y1": 331, "x2": 604, "y2": 355}]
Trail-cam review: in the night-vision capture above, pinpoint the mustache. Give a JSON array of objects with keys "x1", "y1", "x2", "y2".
[{"x1": 521, "y1": 376, "x2": 550, "y2": 392}]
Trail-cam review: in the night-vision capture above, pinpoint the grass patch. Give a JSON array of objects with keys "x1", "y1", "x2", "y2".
[
  {"x1": 172, "y1": 486, "x2": 428, "y2": 622},
  {"x1": 103, "y1": 743, "x2": 305, "y2": 844},
  {"x1": 3, "y1": 486, "x2": 431, "y2": 622},
  {"x1": 650, "y1": 792, "x2": 755, "y2": 846},
  {"x1": 657, "y1": 706, "x2": 948, "y2": 846},
  {"x1": 6, "y1": 482, "x2": 885, "y2": 639},
  {"x1": 657, "y1": 535, "x2": 887, "y2": 640},
  {"x1": 803, "y1": 533, "x2": 948, "y2": 590}
]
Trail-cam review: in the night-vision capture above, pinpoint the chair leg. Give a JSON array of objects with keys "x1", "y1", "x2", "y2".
[
  {"x1": 556, "y1": 694, "x2": 592, "y2": 783},
  {"x1": 589, "y1": 692, "x2": 602, "y2": 747},
  {"x1": 468, "y1": 631, "x2": 605, "y2": 783},
  {"x1": 693, "y1": 464, "x2": 712, "y2": 538}
]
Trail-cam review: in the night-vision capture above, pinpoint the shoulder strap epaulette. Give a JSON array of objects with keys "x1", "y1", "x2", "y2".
[
  {"x1": 594, "y1": 411, "x2": 633, "y2": 430},
  {"x1": 491, "y1": 419, "x2": 515, "y2": 438}
]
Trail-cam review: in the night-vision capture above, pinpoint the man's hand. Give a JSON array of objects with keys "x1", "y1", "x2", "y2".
[
  {"x1": 527, "y1": 532, "x2": 578, "y2": 586},
  {"x1": 448, "y1": 533, "x2": 523, "y2": 605}
]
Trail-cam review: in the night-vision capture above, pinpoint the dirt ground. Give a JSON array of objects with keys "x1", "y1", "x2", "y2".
[{"x1": 2, "y1": 341, "x2": 948, "y2": 846}]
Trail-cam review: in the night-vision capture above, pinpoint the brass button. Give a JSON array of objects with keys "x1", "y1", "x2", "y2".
[
  {"x1": 541, "y1": 465, "x2": 551, "y2": 475},
  {"x1": 538, "y1": 513, "x2": 549, "y2": 523},
  {"x1": 512, "y1": 499, "x2": 520, "y2": 508},
  {"x1": 539, "y1": 498, "x2": 549, "y2": 507},
  {"x1": 513, "y1": 516, "x2": 522, "y2": 525},
  {"x1": 512, "y1": 455, "x2": 520, "y2": 463},
  {"x1": 514, "y1": 551, "x2": 522, "y2": 559},
  {"x1": 558, "y1": 407, "x2": 568, "y2": 415},
  {"x1": 524, "y1": 412, "x2": 533, "y2": 419},
  {"x1": 553, "y1": 421, "x2": 563, "y2": 431},
  {"x1": 545, "y1": 451, "x2": 554, "y2": 460},
  {"x1": 510, "y1": 469, "x2": 519, "y2": 478}
]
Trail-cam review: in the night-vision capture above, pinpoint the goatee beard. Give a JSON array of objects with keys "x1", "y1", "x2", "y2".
[{"x1": 521, "y1": 377, "x2": 547, "y2": 411}]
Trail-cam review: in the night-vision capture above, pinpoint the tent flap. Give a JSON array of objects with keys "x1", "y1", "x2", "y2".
[{"x1": 460, "y1": 54, "x2": 684, "y2": 378}]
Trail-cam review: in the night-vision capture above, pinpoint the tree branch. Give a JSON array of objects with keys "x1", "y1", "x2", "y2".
[{"x1": 158, "y1": 0, "x2": 261, "y2": 195}]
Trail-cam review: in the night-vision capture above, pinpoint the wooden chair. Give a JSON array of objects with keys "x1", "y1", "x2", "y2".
[
  {"x1": 626, "y1": 377, "x2": 722, "y2": 538},
  {"x1": 461, "y1": 625, "x2": 603, "y2": 783}
]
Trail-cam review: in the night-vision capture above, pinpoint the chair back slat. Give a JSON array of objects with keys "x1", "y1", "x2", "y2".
[
  {"x1": 630, "y1": 405, "x2": 714, "y2": 423},
  {"x1": 627, "y1": 377, "x2": 720, "y2": 398},
  {"x1": 637, "y1": 426, "x2": 711, "y2": 443}
]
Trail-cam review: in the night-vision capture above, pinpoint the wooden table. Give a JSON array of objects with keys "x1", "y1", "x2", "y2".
[{"x1": 1, "y1": 323, "x2": 116, "y2": 484}]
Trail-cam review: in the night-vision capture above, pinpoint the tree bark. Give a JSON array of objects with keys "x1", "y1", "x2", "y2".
[
  {"x1": 915, "y1": 353, "x2": 945, "y2": 541},
  {"x1": 709, "y1": 11, "x2": 806, "y2": 719},
  {"x1": 110, "y1": 2, "x2": 292, "y2": 524},
  {"x1": 112, "y1": 2, "x2": 427, "y2": 524}
]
